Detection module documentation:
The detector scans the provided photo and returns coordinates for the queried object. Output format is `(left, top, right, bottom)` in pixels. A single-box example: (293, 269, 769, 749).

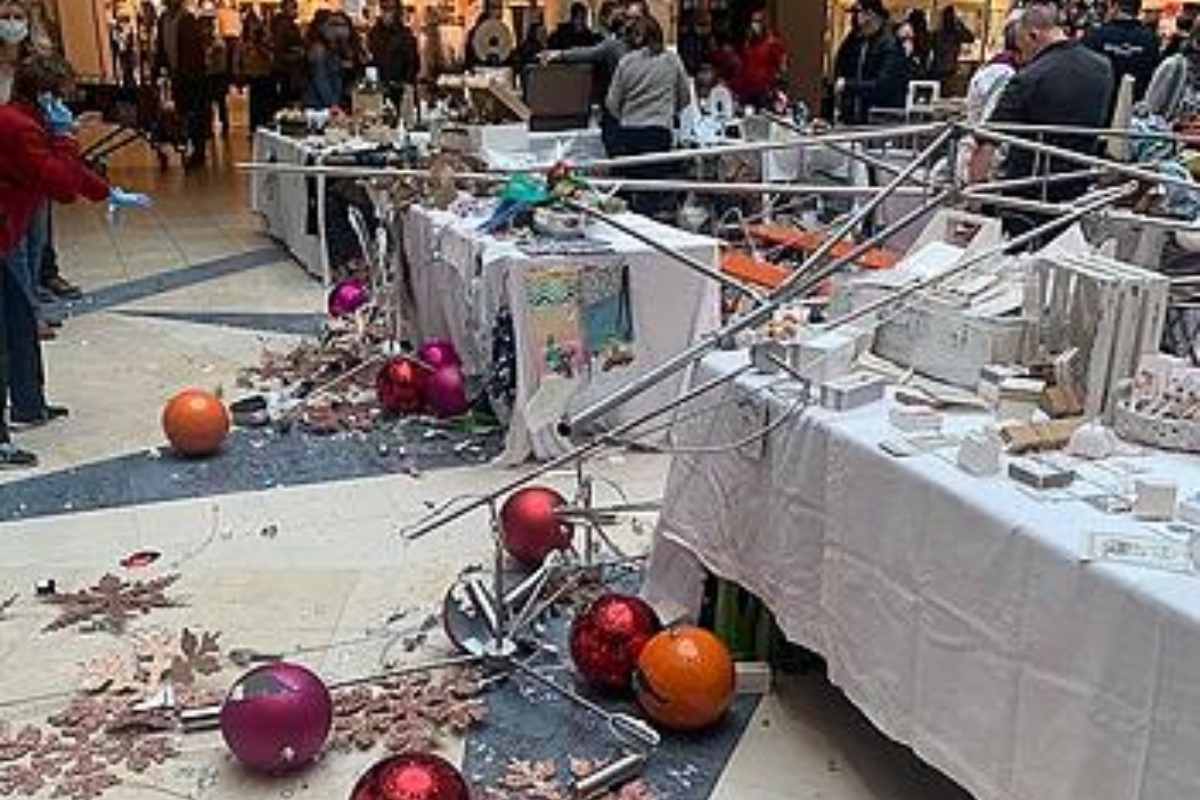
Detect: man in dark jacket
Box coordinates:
(548, 3, 601, 51)
(834, 0, 910, 124)
(270, 0, 305, 107)
(971, 1, 1114, 236)
(1084, 0, 1159, 101)
(155, 0, 208, 167)
(367, 0, 420, 122)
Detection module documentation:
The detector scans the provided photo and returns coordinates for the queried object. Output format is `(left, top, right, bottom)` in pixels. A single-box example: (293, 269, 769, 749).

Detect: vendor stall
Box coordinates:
(644, 349, 1200, 800)
(402, 205, 722, 463)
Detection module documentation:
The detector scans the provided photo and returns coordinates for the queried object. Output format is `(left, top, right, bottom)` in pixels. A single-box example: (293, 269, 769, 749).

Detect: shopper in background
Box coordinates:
(970, 1, 1114, 235)
(271, 0, 305, 108)
(898, 8, 933, 79)
(156, 0, 209, 168)
(239, 9, 275, 132)
(675, 8, 711, 76)
(302, 10, 343, 110)
(605, 14, 690, 216)
(368, 0, 420, 122)
(326, 10, 365, 108)
(543, 2, 633, 154)
(730, 8, 787, 109)
(548, 2, 600, 51)
(833, 0, 910, 124)
(515, 10, 549, 93)
(0, 54, 150, 466)
(1164, 10, 1194, 58)
(1084, 0, 1159, 102)
(200, 13, 231, 138)
(931, 5, 975, 92)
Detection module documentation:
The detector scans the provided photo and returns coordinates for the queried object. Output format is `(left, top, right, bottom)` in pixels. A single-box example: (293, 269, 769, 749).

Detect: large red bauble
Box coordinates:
(327, 277, 371, 318)
(220, 662, 332, 773)
(500, 486, 572, 567)
(424, 366, 470, 419)
(416, 339, 462, 371)
(634, 626, 735, 732)
(570, 593, 662, 692)
(349, 752, 471, 800)
(377, 357, 429, 415)
(162, 389, 230, 457)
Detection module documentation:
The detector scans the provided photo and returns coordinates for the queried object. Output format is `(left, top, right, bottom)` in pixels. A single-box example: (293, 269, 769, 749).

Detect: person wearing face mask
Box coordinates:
(0, 0, 31, 103)
(368, 0, 419, 120)
(302, 10, 343, 110)
(833, 0, 910, 124)
(155, 0, 209, 168)
(325, 11, 365, 107)
(0, 53, 151, 467)
(730, 8, 787, 109)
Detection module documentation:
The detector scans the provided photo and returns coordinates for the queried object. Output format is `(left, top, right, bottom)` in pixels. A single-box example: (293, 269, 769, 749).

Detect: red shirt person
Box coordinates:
(730, 9, 787, 108)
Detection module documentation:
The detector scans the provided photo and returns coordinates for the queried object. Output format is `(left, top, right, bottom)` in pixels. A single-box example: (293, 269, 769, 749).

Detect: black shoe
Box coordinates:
(45, 276, 82, 300)
(11, 405, 69, 428)
(0, 443, 37, 468)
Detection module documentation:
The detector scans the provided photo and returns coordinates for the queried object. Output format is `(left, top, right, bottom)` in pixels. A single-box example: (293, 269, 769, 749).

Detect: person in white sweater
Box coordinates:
(604, 14, 690, 215)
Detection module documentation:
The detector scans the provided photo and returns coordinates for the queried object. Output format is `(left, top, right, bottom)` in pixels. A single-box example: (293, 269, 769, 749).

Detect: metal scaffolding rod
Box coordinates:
(559, 126, 957, 435)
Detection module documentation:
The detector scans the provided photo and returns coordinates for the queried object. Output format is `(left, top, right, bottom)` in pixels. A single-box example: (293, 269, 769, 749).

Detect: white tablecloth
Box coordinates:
(251, 129, 330, 282)
(402, 207, 721, 463)
(645, 350, 1200, 800)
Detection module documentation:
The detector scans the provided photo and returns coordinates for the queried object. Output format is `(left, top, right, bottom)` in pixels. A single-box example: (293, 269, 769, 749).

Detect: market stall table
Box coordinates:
(250, 128, 335, 282)
(402, 206, 721, 463)
(645, 350, 1200, 800)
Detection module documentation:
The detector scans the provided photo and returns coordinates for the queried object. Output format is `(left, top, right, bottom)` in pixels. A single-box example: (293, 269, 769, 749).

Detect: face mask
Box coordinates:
(0, 18, 29, 44)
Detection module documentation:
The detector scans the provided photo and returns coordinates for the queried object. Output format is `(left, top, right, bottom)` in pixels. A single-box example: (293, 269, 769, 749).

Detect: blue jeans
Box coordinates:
(2, 217, 49, 424)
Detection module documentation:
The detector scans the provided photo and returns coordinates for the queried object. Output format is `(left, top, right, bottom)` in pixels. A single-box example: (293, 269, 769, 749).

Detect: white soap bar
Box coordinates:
(790, 329, 858, 384)
(1134, 479, 1178, 521)
(957, 431, 1002, 476)
(821, 372, 888, 411)
(889, 404, 943, 433)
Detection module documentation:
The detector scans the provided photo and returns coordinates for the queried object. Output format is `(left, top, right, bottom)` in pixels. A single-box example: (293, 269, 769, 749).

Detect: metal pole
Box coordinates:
(564, 200, 762, 301)
(987, 121, 1189, 144)
(969, 122, 1200, 196)
(559, 126, 955, 434)
(968, 168, 1106, 195)
(828, 184, 1132, 333)
(403, 362, 753, 540)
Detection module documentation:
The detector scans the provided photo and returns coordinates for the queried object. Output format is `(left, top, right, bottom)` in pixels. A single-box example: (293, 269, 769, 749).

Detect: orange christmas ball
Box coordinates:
(162, 389, 230, 457)
(634, 626, 735, 732)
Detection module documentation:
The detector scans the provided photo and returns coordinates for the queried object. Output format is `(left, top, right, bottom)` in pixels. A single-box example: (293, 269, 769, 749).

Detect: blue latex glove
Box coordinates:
(39, 93, 74, 135)
(108, 187, 152, 210)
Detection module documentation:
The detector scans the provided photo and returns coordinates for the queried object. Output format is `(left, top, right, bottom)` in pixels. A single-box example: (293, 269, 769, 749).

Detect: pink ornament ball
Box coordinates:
(424, 366, 470, 419)
(416, 339, 462, 371)
(220, 662, 332, 774)
(328, 277, 371, 318)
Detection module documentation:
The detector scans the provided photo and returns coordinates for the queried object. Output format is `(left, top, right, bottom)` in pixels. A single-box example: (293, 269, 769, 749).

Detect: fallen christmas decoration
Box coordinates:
(41, 574, 183, 634)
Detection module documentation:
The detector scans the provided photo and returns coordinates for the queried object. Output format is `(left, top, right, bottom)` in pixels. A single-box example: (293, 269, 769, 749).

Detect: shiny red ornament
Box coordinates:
(424, 366, 470, 419)
(500, 486, 573, 567)
(328, 277, 371, 318)
(416, 339, 462, 371)
(570, 593, 662, 692)
(220, 662, 332, 773)
(376, 357, 429, 415)
(349, 752, 471, 800)
(634, 626, 735, 732)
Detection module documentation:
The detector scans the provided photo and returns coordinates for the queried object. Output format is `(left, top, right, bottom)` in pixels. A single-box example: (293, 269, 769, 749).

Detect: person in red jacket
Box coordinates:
(731, 8, 788, 109)
(0, 53, 149, 467)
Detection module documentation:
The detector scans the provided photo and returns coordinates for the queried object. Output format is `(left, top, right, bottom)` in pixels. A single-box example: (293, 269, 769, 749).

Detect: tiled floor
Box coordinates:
(0, 106, 974, 799)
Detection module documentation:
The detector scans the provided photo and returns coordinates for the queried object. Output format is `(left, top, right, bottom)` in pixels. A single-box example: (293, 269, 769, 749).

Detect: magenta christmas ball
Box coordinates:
(424, 366, 470, 419)
(349, 752, 471, 800)
(220, 662, 332, 774)
(500, 486, 573, 567)
(570, 593, 663, 692)
(327, 277, 371, 318)
(416, 339, 462, 371)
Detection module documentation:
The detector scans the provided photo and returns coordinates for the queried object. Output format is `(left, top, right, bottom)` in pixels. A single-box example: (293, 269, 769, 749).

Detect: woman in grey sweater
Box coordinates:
(604, 15, 691, 215)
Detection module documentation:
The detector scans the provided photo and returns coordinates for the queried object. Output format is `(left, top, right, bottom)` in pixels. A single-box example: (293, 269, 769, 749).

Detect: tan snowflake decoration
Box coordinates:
(78, 628, 223, 699)
(0, 696, 179, 800)
(329, 671, 487, 755)
(42, 574, 182, 634)
(482, 758, 660, 800)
